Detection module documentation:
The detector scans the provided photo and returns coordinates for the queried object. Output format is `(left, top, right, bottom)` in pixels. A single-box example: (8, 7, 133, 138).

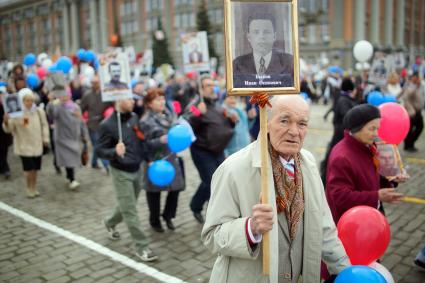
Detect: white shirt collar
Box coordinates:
(279, 156, 294, 167)
(253, 51, 272, 74)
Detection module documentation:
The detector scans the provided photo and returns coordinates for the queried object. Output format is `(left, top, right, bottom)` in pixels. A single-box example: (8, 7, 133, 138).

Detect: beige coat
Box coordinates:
(2, 108, 49, 157)
(202, 140, 350, 283)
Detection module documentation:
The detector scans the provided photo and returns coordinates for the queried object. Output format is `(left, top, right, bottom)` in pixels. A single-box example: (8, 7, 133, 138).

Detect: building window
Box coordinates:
(320, 0, 328, 11)
(146, 17, 157, 32)
(208, 9, 223, 25)
(299, 23, 306, 42)
(321, 22, 329, 42)
(147, 0, 162, 12)
(307, 24, 317, 44)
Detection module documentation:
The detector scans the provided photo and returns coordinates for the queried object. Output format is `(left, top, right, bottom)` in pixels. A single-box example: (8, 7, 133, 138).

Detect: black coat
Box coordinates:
(189, 98, 235, 154)
(97, 111, 147, 172)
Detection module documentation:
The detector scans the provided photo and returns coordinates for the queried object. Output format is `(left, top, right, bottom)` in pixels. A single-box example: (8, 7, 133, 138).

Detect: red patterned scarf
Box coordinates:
(269, 142, 304, 241)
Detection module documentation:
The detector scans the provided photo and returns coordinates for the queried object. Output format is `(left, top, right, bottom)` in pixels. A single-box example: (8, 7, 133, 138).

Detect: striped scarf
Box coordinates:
(269, 142, 304, 241)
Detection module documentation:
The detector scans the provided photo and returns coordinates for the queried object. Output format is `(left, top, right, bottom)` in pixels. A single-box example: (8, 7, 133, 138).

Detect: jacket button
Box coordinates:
(284, 273, 291, 279)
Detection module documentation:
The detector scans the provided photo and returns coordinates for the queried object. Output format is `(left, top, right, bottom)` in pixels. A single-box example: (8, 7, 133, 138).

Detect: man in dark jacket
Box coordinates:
(97, 98, 157, 262)
(189, 75, 236, 223)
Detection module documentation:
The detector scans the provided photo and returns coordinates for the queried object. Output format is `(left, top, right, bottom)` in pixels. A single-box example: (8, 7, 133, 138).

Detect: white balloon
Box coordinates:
(37, 53, 48, 65)
(369, 262, 395, 283)
(355, 62, 362, 71)
(353, 40, 374, 62)
(41, 58, 53, 69)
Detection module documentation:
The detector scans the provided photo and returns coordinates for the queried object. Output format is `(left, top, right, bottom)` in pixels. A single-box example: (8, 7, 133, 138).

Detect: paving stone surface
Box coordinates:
(0, 104, 424, 282)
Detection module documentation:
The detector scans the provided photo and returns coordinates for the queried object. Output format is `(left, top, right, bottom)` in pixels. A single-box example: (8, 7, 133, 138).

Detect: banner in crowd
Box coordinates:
(181, 31, 210, 73)
(2, 93, 23, 118)
(98, 51, 132, 102)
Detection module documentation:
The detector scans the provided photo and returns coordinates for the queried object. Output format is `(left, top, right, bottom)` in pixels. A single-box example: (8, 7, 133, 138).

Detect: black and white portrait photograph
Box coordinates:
(2, 94, 23, 118)
(99, 51, 132, 102)
(181, 31, 210, 73)
(225, 0, 299, 94)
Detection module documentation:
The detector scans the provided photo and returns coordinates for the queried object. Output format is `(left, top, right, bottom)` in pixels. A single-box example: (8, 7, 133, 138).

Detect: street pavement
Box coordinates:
(0, 104, 424, 283)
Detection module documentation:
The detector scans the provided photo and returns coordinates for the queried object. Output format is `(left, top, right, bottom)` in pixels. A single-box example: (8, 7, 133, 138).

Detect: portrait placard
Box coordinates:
(224, 0, 299, 95)
(377, 143, 403, 178)
(2, 93, 23, 118)
(99, 51, 132, 102)
(181, 31, 210, 73)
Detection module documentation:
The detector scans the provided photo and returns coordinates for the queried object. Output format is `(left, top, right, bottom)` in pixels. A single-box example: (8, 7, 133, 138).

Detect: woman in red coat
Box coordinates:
(325, 104, 404, 224)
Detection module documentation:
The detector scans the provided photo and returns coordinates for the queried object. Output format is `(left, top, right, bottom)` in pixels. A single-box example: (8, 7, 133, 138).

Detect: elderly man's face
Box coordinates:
(247, 19, 276, 56)
(380, 150, 395, 169)
(268, 97, 309, 159)
(109, 64, 121, 81)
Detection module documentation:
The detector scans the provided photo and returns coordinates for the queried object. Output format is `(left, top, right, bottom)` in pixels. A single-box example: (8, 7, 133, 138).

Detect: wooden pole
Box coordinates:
(260, 106, 270, 275)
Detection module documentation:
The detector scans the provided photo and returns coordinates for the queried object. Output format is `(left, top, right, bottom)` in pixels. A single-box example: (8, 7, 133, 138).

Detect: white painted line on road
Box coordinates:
(0, 201, 185, 283)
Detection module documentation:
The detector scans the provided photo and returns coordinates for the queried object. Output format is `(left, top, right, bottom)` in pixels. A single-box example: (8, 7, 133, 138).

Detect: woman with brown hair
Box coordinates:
(139, 88, 185, 232)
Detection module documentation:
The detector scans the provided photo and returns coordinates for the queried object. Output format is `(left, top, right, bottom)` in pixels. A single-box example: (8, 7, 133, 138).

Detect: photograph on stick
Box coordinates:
(377, 143, 403, 178)
(2, 94, 23, 118)
(99, 51, 132, 102)
(224, 0, 299, 95)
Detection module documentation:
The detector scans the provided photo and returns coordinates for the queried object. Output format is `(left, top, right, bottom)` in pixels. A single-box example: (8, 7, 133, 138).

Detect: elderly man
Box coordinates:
(202, 95, 350, 282)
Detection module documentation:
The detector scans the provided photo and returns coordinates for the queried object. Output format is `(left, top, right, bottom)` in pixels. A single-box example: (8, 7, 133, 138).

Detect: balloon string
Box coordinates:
(249, 92, 272, 109)
(161, 153, 173, 160)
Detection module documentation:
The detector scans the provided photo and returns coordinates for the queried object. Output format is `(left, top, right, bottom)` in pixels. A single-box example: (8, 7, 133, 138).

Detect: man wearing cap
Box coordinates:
(325, 104, 404, 225)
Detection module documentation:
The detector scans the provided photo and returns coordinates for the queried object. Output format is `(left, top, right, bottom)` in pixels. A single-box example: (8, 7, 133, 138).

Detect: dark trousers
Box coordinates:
(89, 129, 109, 168)
(189, 146, 224, 213)
(65, 167, 75, 182)
(404, 111, 424, 149)
(146, 191, 179, 226)
(49, 128, 59, 170)
(0, 140, 10, 174)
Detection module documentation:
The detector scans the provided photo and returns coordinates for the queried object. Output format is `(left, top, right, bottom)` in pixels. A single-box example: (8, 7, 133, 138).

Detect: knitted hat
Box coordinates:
(343, 104, 381, 133)
(341, 78, 355, 92)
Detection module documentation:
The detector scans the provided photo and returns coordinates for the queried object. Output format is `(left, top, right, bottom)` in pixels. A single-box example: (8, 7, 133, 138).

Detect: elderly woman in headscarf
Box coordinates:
(46, 85, 88, 190)
(2, 88, 49, 198)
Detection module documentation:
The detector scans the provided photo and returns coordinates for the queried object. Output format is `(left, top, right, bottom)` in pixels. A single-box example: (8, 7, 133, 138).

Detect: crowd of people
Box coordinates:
(1, 57, 424, 279)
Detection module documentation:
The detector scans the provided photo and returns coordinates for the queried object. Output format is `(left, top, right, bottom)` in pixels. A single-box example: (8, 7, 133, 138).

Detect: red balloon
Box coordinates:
(378, 102, 410, 144)
(337, 206, 390, 265)
(36, 68, 47, 80)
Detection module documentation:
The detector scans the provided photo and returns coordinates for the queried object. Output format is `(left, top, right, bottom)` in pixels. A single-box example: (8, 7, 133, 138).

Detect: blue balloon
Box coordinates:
(131, 79, 138, 89)
(384, 95, 397, 103)
(148, 160, 175, 187)
(23, 53, 36, 66)
(84, 50, 96, 62)
(367, 91, 384, 106)
(76, 48, 86, 60)
(300, 92, 309, 100)
(56, 56, 73, 74)
(26, 74, 39, 89)
(93, 59, 100, 71)
(213, 85, 220, 95)
(48, 64, 58, 73)
(335, 266, 387, 283)
(167, 125, 192, 153)
(0, 81, 7, 87)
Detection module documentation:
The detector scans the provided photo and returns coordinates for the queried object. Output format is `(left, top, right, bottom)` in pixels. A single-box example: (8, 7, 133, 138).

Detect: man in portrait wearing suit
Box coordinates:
(104, 62, 129, 91)
(233, 12, 294, 88)
(188, 42, 203, 64)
